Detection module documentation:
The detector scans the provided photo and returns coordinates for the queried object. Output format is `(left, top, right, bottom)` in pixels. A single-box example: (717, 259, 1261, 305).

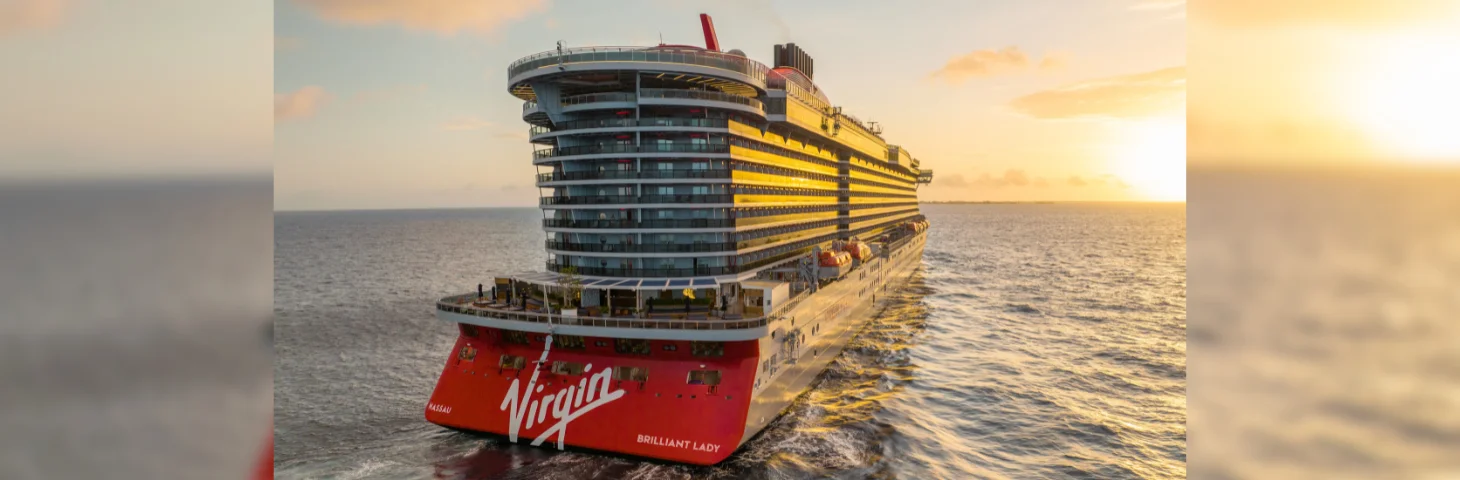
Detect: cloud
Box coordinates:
(1068, 175, 1089, 186)
(966, 169, 1035, 188)
(1009, 66, 1185, 120)
(935, 173, 970, 188)
(492, 131, 529, 141)
(291, 0, 548, 36)
(275, 36, 302, 51)
(1192, 0, 1459, 27)
(0, 0, 66, 35)
(442, 116, 495, 131)
(930, 47, 1069, 83)
(275, 86, 330, 121)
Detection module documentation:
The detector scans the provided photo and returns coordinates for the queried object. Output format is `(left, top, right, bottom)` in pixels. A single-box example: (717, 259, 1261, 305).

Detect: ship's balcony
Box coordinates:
(529, 117, 730, 141)
(546, 240, 738, 254)
(539, 193, 735, 206)
(542, 218, 737, 230)
(546, 262, 736, 278)
(533, 143, 730, 162)
(536, 168, 732, 185)
(638, 88, 763, 116)
(547, 239, 820, 278)
(508, 46, 770, 93)
(560, 92, 637, 113)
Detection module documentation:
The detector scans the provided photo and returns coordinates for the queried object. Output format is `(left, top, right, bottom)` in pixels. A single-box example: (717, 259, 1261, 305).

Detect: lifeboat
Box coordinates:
(843, 239, 872, 260)
(818, 250, 852, 267)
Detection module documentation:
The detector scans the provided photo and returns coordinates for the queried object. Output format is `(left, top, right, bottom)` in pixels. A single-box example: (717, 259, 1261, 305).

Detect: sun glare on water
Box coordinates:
(1109, 118, 1186, 201)
(1345, 32, 1460, 164)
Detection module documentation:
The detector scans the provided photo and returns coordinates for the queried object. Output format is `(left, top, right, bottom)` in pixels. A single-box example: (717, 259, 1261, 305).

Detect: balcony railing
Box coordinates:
(534, 143, 730, 159)
(530, 117, 731, 136)
(546, 241, 738, 253)
(561, 92, 636, 107)
(639, 88, 763, 110)
(545, 262, 735, 277)
(540, 194, 734, 205)
(542, 218, 736, 229)
(537, 169, 731, 182)
(508, 46, 770, 86)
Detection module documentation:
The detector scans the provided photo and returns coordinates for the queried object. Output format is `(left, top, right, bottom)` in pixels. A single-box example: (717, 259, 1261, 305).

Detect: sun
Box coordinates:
(1344, 32, 1460, 163)
(1108, 118, 1186, 201)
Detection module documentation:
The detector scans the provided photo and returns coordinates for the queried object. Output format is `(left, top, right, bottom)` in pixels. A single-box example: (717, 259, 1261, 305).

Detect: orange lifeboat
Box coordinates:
(818, 250, 852, 267)
(843, 239, 872, 260)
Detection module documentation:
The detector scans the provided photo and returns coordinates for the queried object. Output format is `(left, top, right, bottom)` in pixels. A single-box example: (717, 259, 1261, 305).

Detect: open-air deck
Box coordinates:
(436, 291, 809, 331)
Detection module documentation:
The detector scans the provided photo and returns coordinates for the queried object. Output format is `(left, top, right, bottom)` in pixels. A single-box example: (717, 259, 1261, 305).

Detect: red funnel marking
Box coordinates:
(700, 14, 720, 52)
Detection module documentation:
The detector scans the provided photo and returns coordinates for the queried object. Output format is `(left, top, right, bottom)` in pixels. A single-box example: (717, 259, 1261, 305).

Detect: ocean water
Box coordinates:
(1188, 168, 1460, 479)
(274, 203, 1187, 479)
(0, 180, 274, 479)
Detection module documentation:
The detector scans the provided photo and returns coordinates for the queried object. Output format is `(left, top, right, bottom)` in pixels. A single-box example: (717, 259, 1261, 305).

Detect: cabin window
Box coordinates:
(499, 355, 526, 369)
(686, 370, 722, 386)
(552, 334, 585, 350)
(614, 339, 651, 356)
(612, 366, 649, 382)
(550, 361, 586, 376)
(503, 331, 529, 345)
(691, 341, 724, 357)
(595, 340, 608, 347)
(662, 344, 678, 351)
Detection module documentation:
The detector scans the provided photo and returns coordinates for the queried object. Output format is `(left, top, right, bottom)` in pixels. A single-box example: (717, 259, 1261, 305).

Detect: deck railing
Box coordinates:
(437, 289, 808, 331)
(508, 46, 770, 86)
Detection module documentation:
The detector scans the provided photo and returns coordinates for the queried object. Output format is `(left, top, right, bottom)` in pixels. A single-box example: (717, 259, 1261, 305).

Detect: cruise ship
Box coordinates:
(425, 15, 933, 465)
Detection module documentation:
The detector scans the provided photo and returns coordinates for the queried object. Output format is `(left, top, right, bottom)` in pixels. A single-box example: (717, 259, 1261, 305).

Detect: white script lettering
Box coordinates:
(499, 333, 626, 449)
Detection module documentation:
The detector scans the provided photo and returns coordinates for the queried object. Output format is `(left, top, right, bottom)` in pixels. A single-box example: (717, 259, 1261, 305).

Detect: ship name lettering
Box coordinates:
(636, 434, 721, 453)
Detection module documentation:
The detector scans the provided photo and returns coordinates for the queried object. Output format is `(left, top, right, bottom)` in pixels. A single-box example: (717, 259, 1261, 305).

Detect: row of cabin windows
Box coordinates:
(495, 356, 721, 385)
(499, 332, 724, 357)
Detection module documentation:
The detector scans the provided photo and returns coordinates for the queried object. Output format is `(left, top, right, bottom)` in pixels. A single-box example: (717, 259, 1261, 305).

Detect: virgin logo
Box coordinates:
(499, 333, 626, 449)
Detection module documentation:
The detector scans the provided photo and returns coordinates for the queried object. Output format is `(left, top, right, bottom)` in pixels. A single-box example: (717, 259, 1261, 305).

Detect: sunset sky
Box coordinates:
(272, 0, 1187, 210)
(1190, 1, 1460, 168)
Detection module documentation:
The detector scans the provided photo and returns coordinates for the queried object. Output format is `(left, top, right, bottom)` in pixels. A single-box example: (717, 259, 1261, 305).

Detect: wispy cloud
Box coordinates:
(291, 0, 548, 36)
(441, 116, 495, 131)
(275, 86, 330, 121)
(929, 47, 1069, 83)
(0, 0, 67, 35)
(1009, 66, 1185, 120)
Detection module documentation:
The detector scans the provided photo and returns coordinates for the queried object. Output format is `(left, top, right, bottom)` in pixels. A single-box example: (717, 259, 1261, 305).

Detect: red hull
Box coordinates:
(425, 326, 760, 465)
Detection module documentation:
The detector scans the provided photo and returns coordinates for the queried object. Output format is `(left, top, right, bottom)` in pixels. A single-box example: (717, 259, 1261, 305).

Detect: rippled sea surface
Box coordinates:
(274, 203, 1187, 479)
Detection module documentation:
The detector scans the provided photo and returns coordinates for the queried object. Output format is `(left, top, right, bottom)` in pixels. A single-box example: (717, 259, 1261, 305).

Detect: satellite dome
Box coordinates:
(726, 49, 746, 57)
